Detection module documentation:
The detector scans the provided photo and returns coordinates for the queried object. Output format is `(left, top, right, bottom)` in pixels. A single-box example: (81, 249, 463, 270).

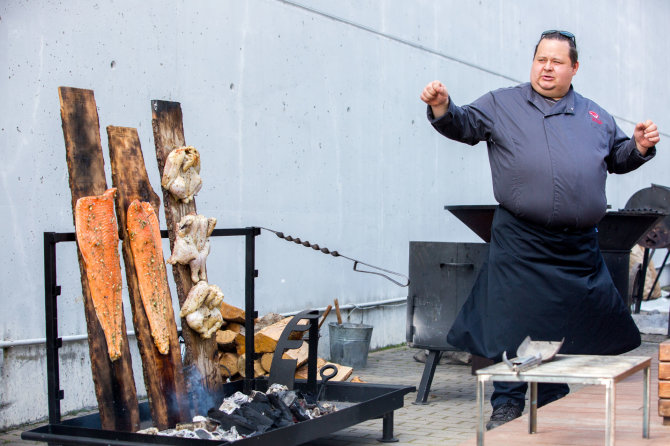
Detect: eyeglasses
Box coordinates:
(541, 30, 576, 46)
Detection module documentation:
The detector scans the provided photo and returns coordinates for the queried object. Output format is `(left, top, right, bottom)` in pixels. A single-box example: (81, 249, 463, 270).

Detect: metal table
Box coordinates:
(475, 355, 651, 446)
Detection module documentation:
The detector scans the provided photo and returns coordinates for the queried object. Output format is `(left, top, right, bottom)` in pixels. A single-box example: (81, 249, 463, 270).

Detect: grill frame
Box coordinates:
(28, 228, 415, 445)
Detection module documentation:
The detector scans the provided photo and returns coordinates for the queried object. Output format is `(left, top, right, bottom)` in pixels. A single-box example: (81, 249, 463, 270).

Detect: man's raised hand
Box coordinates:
(421, 80, 449, 119)
(634, 120, 660, 155)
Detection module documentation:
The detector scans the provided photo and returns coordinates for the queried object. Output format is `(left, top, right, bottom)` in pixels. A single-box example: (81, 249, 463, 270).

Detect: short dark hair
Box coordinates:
(534, 31, 578, 66)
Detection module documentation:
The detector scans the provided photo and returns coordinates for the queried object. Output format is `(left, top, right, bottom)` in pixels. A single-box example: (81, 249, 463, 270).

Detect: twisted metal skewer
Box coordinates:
(259, 227, 409, 287)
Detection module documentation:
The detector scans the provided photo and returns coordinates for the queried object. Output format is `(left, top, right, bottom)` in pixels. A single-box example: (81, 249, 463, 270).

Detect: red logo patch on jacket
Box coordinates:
(589, 110, 602, 124)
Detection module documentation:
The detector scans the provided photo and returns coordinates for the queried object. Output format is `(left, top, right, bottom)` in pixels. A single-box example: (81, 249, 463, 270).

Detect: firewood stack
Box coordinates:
(660, 339, 670, 425)
(214, 304, 354, 383)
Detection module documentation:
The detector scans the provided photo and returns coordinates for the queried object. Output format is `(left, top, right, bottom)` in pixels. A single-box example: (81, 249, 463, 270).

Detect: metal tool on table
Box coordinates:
(315, 364, 339, 402)
(502, 336, 564, 374)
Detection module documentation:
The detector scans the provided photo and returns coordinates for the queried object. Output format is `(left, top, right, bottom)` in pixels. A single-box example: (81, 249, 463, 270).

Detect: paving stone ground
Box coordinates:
(1, 339, 663, 445)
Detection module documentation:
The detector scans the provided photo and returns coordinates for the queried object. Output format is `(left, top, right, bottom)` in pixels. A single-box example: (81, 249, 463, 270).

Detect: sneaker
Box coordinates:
(486, 401, 523, 430)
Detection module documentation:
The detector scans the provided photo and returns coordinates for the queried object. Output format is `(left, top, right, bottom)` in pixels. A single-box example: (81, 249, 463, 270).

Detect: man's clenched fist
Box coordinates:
(421, 80, 449, 119)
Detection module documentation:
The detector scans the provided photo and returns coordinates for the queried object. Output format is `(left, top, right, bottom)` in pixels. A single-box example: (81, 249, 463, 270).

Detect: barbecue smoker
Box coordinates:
(24, 228, 414, 445)
(625, 184, 670, 334)
(406, 203, 664, 404)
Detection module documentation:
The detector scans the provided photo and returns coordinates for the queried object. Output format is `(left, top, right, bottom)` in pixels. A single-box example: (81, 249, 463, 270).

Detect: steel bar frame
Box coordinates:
(42, 228, 260, 425)
(33, 228, 415, 446)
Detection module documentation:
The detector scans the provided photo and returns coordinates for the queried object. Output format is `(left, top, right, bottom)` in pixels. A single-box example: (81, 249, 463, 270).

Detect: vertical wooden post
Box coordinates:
(151, 100, 223, 409)
(58, 87, 139, 431)
(107, 125, 191, 428)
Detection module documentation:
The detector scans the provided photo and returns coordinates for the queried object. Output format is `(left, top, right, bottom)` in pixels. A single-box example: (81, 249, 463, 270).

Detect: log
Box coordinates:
(226, 322, 244, 334)
(255, 317, 307, 353)
(216, 330, 238, 351)
(294, 360, 353, 382)
(107, 125, 190, 429)
(219, 301, 245, 323)
(260, 353, 274, 373)
(59, 87, 140, 431)
(295, 358, 327, 380)
(285, 342, 310, 368)
(322, 362, 353, 382)
(151, 100, 222, 404)
(237, 354, 265, 378)
(259, 342, 310, 374)
(235, 332, 247, 356)
(218, 352, 239, 378)
(255, 313, 284, 333)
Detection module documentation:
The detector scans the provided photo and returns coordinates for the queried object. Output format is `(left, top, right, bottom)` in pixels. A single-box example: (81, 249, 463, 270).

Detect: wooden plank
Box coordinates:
(661, 399, 670, 417)
(58, 87, 139, 431)
(660, 340, 670, 362)
(151, 100, 222, 405)
(660, 381, 670, 399)
(660, 362, 670, 380)
(107, 125, 190, 429)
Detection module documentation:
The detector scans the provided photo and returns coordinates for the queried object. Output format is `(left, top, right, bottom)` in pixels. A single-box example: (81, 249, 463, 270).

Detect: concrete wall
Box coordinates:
(1, 0, 668, 429)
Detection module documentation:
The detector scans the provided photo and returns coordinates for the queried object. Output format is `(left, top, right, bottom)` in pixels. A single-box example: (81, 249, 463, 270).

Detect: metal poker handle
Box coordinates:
(261, 227, 410, 287)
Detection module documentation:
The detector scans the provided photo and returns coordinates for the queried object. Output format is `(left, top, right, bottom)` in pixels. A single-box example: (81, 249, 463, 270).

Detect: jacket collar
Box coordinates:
(525, 83, 576, 116)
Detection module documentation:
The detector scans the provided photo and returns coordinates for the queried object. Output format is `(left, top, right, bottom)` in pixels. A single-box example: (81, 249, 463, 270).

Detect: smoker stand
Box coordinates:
(24, 228, 414, 445)
(407, 205, 663, 405)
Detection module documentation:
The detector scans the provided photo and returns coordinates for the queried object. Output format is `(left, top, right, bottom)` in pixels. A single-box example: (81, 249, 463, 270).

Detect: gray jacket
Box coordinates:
(428, 83, 655, 228)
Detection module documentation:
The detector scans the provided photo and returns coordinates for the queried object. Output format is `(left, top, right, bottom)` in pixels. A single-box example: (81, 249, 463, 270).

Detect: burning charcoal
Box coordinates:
(218, 391, 251, 414)
(281, 390, 298, 407)
(194, 428, 212, 440)
(289, 399, 311, 422)
(175, 422, 194, 431)
(267, 383, 289, 394)
(214, 426, 243, 442)
(136, 427, 159, 435)
(267, 392, 294, 426)
(236, 404, 274, 434)
(317, 401, 337, 415)
(207, 408, 256, 436)
(251, 391, 270, 404)
(248, 399, 286, 428)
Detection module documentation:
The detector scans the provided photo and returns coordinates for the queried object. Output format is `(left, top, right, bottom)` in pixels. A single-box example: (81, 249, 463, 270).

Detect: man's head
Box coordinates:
(530, 30, 579, 100)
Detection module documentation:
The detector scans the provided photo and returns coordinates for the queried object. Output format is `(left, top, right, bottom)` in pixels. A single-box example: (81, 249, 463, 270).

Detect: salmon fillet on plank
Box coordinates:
(74, 188, 124, 361)
(127, 200, 172, 355)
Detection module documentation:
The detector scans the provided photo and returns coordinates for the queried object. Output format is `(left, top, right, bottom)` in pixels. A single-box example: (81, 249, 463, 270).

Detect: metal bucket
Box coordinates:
(328, 322, 373, 368)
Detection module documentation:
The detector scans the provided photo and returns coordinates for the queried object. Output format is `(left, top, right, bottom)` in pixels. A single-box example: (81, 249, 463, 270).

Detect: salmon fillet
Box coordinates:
(127, 200, 171, 355)
(74, 188, 124, 361)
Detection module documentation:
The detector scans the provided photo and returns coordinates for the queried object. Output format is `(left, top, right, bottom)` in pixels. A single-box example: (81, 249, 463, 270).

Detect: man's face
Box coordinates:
(530, 38, 579, 99)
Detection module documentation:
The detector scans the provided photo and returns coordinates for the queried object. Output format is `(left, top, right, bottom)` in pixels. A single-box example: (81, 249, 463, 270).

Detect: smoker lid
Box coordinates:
(445, 204, 665, 250)
(444, 205, 497, 242)
(624, 184, 670, 248)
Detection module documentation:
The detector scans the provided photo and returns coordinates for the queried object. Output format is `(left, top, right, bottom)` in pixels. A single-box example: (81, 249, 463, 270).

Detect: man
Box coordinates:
(421, 30, 659, 430)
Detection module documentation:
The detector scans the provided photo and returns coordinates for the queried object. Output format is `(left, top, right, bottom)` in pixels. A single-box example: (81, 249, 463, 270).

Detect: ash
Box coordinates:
(138, 384, 338, 440)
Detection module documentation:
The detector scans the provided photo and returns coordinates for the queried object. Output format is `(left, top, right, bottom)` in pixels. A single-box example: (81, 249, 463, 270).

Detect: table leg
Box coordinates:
(605, 380, 615, 446)
(643, 365, 650, 438)
(529, 381, 537, 434)
(477, 377, 485, 446)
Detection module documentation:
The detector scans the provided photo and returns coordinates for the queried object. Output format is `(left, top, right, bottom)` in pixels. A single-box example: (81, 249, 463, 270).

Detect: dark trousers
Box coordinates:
(491, 381, 569, 411)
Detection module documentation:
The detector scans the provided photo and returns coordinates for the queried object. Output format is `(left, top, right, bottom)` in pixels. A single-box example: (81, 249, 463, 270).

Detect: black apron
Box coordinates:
(447, 206, 641, 360)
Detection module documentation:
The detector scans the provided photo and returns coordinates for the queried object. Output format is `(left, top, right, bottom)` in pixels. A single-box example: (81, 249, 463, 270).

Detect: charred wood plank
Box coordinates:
(58, 87, 139, 432)
(151, 100, 223, 406)
(107, 125, 190, 429)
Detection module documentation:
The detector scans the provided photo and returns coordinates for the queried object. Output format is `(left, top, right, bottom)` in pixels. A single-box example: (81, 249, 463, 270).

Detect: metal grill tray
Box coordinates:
(23, 379, 415, 445)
